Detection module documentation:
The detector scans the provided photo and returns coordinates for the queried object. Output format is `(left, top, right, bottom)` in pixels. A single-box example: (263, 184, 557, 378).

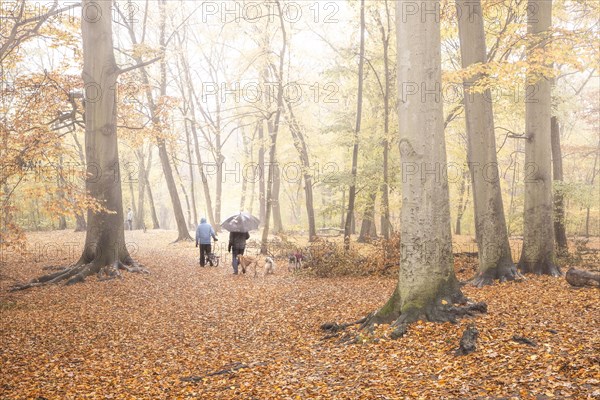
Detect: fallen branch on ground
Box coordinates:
(565, 268, 600, 288)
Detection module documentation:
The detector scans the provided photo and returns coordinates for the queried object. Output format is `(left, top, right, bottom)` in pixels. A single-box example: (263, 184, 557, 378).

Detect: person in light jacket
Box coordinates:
(195, 218, 218, 267)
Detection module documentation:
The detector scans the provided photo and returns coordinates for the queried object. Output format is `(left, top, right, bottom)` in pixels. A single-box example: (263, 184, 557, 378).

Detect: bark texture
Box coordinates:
(565, 268, 599, 288)
(12, 0, 148, 289)
(518, 0, 560, 276)
(362, 0, 485, 334)
(457, 0, 517, 286)
(551, 116, 568, 255)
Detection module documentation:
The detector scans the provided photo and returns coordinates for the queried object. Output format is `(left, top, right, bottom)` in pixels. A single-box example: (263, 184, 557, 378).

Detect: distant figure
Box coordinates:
(196, 218, 218, 267)
(126, 208, 133, 231)
(228, 231, 250, 275)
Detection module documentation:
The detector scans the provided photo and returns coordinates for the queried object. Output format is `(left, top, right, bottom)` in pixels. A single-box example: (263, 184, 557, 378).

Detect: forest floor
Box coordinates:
(0, 230, 599, 399)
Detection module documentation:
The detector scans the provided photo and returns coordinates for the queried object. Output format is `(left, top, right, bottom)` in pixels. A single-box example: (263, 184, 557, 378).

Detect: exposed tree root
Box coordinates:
(10, 258, 149, 291)
(321, 292, 487, 343)
(320, 317, 367, 334)
(386, 301, 488, 339)
(518, 255, 562, 277)
(471, 264, 524, 288)
(171, 235, 194, 244)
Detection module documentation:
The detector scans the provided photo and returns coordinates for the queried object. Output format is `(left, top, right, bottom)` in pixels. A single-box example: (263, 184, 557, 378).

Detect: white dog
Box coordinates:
(264, 257, 275, 276)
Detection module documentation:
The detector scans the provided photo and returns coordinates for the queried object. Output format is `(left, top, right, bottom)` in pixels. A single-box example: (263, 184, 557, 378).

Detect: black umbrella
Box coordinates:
(220, 212, 260, 232)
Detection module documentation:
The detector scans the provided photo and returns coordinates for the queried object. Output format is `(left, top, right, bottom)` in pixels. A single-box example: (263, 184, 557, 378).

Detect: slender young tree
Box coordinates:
(260, 0, 286, 254)
(518, 0, 560, 275)
(456, 0, 518, 286)
(361, 0, 485, 335)
(550, 116, 568, 255)
(344, 0, 366, 251)
(285, 98, 317, 240)
(119, 1, 191, 241)
(374, 0, 393, 240)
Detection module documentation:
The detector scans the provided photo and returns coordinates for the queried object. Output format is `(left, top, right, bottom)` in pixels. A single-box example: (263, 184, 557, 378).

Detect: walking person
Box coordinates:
(126, 208, 133, 231)
(220, 212, 260, 275)
(196, 217, 218, 267)
(228, 231, 250, 274)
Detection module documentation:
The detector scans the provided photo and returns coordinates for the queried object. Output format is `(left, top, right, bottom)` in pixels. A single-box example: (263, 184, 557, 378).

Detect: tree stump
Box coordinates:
(455, 324, 479, 356)
(565, 268, 600, 288)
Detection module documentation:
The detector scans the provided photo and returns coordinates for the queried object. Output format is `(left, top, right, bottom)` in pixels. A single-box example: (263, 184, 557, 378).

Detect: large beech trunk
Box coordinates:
(362, 0, 484, 335)
(457, 0, 517, 286)
(12, 0, 147, 289)
(518, 0, 559, 276)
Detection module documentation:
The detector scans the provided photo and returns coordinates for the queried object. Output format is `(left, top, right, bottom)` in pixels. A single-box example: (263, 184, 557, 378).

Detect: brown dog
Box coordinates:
(236, 254, 259, 276)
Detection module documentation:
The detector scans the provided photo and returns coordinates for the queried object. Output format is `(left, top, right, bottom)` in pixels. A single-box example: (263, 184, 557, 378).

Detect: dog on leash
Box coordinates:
(288, 252, 303, 272)
(264, 257, 275, 275)
(237, 254, 275, 278)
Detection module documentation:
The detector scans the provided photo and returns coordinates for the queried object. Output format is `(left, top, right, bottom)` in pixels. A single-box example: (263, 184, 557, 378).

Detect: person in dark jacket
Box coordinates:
(228, 231, 250, 274)
(196, 218, 218, 266)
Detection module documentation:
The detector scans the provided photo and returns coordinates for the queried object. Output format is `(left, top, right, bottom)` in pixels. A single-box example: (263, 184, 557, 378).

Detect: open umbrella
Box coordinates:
(220, 212, 260, 232)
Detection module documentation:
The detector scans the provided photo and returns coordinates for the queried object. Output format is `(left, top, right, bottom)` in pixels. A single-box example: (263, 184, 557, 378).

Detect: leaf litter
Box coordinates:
(0, 231, 598, 399)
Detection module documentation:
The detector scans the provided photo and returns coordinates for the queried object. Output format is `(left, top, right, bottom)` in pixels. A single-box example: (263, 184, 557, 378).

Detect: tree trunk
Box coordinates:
(173, 158, 193, 230)
(135, 147, 147, 230)
(74, 213, 86, 232)
(551, 116, 568, 255)
(57, 154, 67, 230)
(258, 120, 266, 225)
(214, 100, 223, 231)
(457, 0, 517, 286)
(146, 183, 160, 229)
(344, 0, 366, 251)
(584, 138, 599, 237)
(260, 3, 286, 254)
(185, 120, 198, 228)
(269, 121, 284, 234)
(12, 0, 147, 289)
(128, 178, 137, 219)
(120, 0, 190, 241)
(78, 0, 131, 270)
(518, 0, 559, 275)
(565, 268, 600, 288)
(272, 167, 284, 233)
(285, 99, 317, 241)
(240, 132, 251, 211)
(363, 0, 483, 334)
(178, 48, 216, 227)
(377, 0, 392, 240)
(358, 192, 377, 243)
(454, 169, 469, 235)
(144, 148, 160, 229)
(340, 189, 346, 230)
(153, 1, 190, 241)
(71, 132, 87, 232)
